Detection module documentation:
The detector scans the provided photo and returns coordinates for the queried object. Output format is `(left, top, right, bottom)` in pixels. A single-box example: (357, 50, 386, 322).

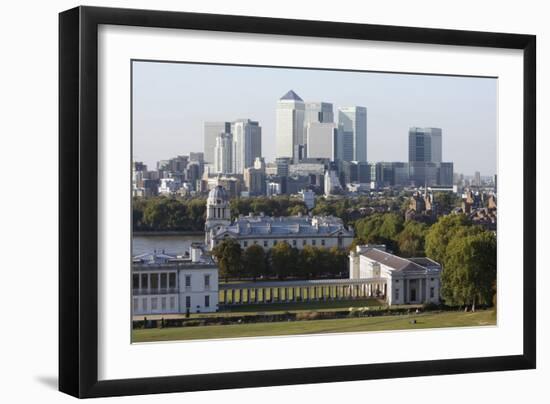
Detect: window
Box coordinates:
(168, 273, 176, 289)
(133, 298, 139, 311)
(205, 295, 210, 307)
(303, 240, 307, 246)
(185, 275, 191, 288)
(263, 240, 268, 247)
(292, 240, 297, 246)
(185, 296, 191, 308)
(312, 239, 316, 246)
(142, 298, 147, 311)
(204, 274, 210, 288)
(151, 298, 158, 310)
(321, 239, 325, 246)
(161, 297, 167, 310)
(132, 274, 139, 289)
(160, 273, 167, 289)
(254, 240, 258, 245)
(243, 241, 248, 247)
(430, 287, 435, 298)
(169, 296, 175, 309)
(141, 274, 148, 289)
(395, 289, 400, 300)
(273, 240, 277, 245)
(151, 273, 159, 290)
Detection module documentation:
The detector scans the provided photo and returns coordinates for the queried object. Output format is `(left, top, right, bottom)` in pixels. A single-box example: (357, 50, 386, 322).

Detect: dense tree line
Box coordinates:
(230, 196, 308, 218)
(353, 212, 496, 310)
(212, 239, 348, 281)
(132, 197, 206, 231)
(133, 193, 411, 232)
(425, 215, 496, 311)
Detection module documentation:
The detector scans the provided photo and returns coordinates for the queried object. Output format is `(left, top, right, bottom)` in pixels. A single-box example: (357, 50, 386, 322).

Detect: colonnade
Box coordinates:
(219, 280, 386, 305)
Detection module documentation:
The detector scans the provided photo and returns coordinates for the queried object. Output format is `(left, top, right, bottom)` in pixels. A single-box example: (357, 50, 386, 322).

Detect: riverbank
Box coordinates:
(133, 230, 204, 236)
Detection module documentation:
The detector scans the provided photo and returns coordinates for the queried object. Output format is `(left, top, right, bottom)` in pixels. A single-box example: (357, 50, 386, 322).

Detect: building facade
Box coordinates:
(306, 122, 338, 160)
(132, 245, 219, 316)
(338, 106, 367, 162)
(213, 132, 233, 174)
(205, 185, 353, 250)
(349, 245, 441, 305)
(276, 90, 305, 161)
(204, 121, 231, 164)
(408, 127, 442, 163)
(208, 213, 354, 251)
(231, 119, 262, 174)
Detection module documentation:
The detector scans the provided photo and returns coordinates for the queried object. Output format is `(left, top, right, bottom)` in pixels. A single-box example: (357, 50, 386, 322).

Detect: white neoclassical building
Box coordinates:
(204, 185, 354, 251)
(349, 245, 441, 305)
(132, 244, 219, 317)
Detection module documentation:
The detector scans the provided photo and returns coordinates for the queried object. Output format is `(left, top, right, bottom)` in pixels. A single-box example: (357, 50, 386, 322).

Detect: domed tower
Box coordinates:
(205, 185, 231, 247)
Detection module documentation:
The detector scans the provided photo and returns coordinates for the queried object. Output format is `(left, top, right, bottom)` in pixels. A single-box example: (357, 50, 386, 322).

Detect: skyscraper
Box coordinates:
(204, 122, 231, 164)
(338, 106, 367, 162)
(213, 133, 233, 174)
(276, 90, 305, 161)
(335, 129, 354, 162)
(306, 122, 338, 160)
(231, 119, 262, 174)
(305, 102, 334, 126)
(408, 127, 442, 163)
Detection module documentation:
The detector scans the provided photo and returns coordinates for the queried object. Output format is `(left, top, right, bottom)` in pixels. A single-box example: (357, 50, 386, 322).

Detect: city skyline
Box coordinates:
(132, 61, 497, 176)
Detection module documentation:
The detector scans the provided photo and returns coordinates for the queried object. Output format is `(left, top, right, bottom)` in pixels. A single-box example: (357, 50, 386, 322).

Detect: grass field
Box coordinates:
(132, 299, 391, 320)
(132, 309, 496, 343)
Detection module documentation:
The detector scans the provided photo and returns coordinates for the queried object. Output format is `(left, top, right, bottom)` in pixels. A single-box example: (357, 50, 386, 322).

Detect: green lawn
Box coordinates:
(133, 299, 390, 320)
(132, 309, 496, 343)
(221, 299, 388, 314)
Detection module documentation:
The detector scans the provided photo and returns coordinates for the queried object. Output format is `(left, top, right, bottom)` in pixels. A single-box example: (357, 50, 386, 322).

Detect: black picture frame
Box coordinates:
(59, 5, 536, 398)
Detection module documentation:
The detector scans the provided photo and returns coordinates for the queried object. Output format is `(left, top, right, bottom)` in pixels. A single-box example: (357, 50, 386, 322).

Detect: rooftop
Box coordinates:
(362, 248, 439, 272)
(212, 215, 354, 237)
(280, 90, 303, 102)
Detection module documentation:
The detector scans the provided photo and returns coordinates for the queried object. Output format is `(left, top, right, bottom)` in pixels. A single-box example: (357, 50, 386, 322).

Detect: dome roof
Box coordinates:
(208, 185, 229, 203)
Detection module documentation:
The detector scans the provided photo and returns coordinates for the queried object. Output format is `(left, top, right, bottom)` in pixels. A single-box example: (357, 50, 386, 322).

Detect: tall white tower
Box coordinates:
(276, 90, 305, 161)
(232, 119, 262, 174)
(213, 133, 233, 174)
(338, 106, 367, 162)
(205, 185, 231, 247)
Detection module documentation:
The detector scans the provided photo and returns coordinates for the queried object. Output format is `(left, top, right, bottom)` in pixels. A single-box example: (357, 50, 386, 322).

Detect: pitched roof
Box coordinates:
(363, 249, 427, 272)
(280, 90, 303, 102)
(212, 215, 354, 238)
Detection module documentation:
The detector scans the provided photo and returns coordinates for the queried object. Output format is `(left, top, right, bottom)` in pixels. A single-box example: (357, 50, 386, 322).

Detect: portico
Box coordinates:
(349, 244, 442, 305)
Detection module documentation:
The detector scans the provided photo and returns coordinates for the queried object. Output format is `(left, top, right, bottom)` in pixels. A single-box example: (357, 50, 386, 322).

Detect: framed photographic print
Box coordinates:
(59, 6, 536, 398)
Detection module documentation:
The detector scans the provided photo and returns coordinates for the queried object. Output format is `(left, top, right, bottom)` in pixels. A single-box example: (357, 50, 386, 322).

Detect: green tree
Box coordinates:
(142, 197, 187, 230)
(287, 203, 308, 216)
(424, 214, 471, 264)
(242, 244, 266, 280)
(299, 245, 321, 279)
(378, 213, 404, 241)
(212, 238, 242, 282)
(397, 220, 428, 257)
(132, 197, 147, 230)
(270, 242, 298, 279)
(434, 192, 459, 213)
(441, 231, 497, 311)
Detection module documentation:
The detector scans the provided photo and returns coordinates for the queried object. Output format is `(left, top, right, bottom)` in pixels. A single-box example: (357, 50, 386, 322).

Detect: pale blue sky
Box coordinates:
(132, 61, 497, 176)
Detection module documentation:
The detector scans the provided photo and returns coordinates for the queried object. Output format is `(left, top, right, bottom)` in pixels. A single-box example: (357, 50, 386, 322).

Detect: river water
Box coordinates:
(132, 234, 204, 256)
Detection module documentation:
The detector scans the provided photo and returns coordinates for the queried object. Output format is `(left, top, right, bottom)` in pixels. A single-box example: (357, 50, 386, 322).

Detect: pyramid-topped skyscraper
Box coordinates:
(279, 89, 304, 102)
(276, 90, 305, 161)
